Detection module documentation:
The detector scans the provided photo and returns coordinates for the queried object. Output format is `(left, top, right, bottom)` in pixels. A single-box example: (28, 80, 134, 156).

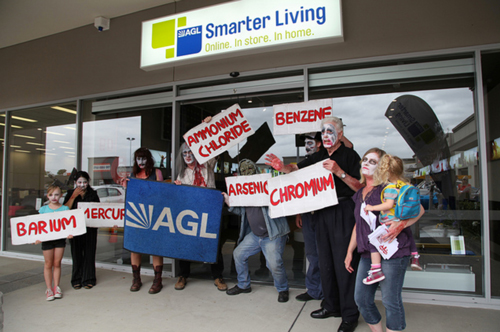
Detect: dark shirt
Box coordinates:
(246, 207, 269, 238)
(352, 185, 413, 258)
(64, 187, 100, 210)
(298, 143, 361, 198)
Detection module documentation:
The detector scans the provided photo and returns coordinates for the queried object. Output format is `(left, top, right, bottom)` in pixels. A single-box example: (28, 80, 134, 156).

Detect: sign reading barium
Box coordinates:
(124, 178, 224, 263)
(141, 0, 343, 70)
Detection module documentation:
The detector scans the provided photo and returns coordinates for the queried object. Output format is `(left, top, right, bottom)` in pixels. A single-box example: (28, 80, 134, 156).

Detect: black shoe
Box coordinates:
(278, 290, 289, 303)
(295, 292, 314, 302)
(310, 307, 341, 319)
(338, 320, 358, 332)
(226, 285, 251, 296)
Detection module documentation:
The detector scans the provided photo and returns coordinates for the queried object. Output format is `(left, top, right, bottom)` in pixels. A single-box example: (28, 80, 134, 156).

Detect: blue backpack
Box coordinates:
(382, 180, 421, 220)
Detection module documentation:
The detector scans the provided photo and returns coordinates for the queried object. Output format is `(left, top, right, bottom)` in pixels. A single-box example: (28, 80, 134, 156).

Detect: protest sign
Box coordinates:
(10, 209, 86, 245)
(267, 161, 338, 218)
(78, 202, 125, 227)
(273, 99, 333, 135)
(225, 173, 271, 207)
(183, 104, 255, 164)
(124, 178, 224, 263)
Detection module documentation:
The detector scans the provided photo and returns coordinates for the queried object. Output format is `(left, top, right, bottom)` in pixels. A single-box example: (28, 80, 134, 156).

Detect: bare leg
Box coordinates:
(131, 252, 142, 266)
(368, 322, 383, 332)
(52, 247, 65, 288)
(152, 255, 163, 268)
(386, 328, 401, 332)
(43, 249, 55, 290)
(371, 252, 382, 265)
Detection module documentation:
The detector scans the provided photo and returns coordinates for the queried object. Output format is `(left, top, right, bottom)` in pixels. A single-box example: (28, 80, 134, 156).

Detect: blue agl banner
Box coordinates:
(123, 178, 224, 263)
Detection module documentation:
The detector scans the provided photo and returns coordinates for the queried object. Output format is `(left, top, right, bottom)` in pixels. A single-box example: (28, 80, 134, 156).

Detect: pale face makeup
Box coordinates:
(48, 188, 62, 204)
(305, 138, 319, 155)
(239, 160, 256, 175)
(76, 177, 88, 190)
(321, 123, 338, 148)
(136, 157, 147, 169)
(182, 146, 195, 165)
(361, 152, 380, 176)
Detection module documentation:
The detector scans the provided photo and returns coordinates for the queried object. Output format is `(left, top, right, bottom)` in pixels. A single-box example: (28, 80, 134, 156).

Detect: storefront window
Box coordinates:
(4, 103, 77, 255)
(309, 83, 481, 295)
(179, 92, 308, 286)
(81, 100, 172, 267)
(483, 50, 500, 298)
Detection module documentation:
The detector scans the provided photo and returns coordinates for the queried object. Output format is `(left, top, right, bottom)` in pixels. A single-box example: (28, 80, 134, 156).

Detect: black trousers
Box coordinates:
(179, 247, 224, 279)
(70, 227, 98, 287)
(315, 199, 360, 323)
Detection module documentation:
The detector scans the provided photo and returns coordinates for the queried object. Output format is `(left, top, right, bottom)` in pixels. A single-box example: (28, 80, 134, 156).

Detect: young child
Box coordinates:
(363, 154, 421, 285)
(36, 184, 72, 301)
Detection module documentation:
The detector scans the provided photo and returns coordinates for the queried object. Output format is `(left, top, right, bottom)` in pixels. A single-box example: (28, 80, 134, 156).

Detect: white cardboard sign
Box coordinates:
(10, 209, 87, 245)
(78, 202, 125, 228)
(267, 161, 338, 218)
(183, 104, 255, 164)
(225, 173, 271, 207)
(273, 99, 333, 135)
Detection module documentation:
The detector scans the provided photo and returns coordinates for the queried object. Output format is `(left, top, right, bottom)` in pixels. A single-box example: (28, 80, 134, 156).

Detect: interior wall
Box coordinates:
(0, 0, 499, 110)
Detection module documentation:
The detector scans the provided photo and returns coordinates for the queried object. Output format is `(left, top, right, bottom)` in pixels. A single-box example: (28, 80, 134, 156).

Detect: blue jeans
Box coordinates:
(355, 256, 410, 331)
(233, 232, 288, 292)
(301, 212, 323, 299)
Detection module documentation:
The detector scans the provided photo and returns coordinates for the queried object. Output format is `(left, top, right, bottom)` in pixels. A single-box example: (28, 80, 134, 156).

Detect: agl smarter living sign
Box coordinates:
(141, 0, 342, 70)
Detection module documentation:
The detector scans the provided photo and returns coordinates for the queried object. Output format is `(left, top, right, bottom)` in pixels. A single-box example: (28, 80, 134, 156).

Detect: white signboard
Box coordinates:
(141, 0, 343, 70)
(10, 209, 86, 245)
(183, 104, 254, 164)
(225, 173, 271, 207)
(78, 202, 125, 228)
(273, 99, 333, 135)
(267, 161, 338, 218)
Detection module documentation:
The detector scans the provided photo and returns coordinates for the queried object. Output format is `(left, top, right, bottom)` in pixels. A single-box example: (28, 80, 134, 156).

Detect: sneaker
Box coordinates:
(411, 257, 423, 271)
(214, 278, 227, 291)
(363, 269, 385, 285)
(174, 276, 187, 290)
(46, 288, 55, 301)
(54, 286, 63, 299)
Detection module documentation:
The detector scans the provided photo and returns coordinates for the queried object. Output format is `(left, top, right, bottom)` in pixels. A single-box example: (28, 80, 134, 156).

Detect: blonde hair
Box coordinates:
(47, 184, 62, 196)
(359, 147, 386, 184)
(373, 154, 408, 186)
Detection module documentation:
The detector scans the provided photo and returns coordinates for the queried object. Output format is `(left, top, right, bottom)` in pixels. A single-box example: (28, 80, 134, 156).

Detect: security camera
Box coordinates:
(94, 17, 110, 32)
(230, 71, 240, 78)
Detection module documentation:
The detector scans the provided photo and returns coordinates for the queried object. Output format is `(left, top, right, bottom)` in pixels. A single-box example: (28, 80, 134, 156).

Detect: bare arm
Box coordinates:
(365, 199, 395, 213)
(382, 204, 425, 242)
(322, 159, 363, 192)
(64, 188, 83, 209)
(344, 225, 358, 273)
(264, 153, 298, 174)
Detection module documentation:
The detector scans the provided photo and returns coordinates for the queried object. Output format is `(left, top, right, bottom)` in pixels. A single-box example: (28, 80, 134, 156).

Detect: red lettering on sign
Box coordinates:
(17, 223, 26, 236)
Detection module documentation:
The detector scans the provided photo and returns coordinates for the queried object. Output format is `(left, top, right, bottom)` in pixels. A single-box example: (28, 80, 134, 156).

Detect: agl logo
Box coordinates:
(126, 202, 216, 239)
(152, 16, 202, 59)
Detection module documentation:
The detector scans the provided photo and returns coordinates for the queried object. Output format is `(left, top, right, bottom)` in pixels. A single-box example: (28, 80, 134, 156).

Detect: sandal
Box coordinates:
(73, 284, 82, 290)
(84, 284, 94, 289)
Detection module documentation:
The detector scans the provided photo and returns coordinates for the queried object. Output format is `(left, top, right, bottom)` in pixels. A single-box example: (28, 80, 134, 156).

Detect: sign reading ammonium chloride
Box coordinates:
(124, 178, 224, 263)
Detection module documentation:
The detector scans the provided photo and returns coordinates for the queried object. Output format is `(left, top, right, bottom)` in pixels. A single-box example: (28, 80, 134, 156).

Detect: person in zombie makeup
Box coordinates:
(125, 147, 165, 294)
(265, 117, 363, 332)
(173, 116, 227, 292)
(223, 159, 290, 302)
(64, 171, 100, 290)
(344, 148, 425, 332)
(294, 132, 324, 302)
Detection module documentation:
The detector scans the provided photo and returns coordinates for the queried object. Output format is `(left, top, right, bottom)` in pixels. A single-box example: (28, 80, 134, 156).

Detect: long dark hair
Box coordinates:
(133, 147, 155, 177)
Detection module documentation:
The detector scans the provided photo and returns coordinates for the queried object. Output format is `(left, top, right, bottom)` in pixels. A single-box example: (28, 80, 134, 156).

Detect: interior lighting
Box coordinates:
(44, 131, 65, 136)
(51, 106, 77, 114)
(64, 127, 76, 131)
(54, 140, 71, 144)
(0, 122, 23, 129)
(0, 114, 37, 122)
(59, 146, 74, 150)
(15, 150, 30, 153)
(36, 148, 48, 151)
(64, 151, 75, 154)
(14, 134, 36, 139)
(10, 145, 21, 148)
(27, 142, 44, 146)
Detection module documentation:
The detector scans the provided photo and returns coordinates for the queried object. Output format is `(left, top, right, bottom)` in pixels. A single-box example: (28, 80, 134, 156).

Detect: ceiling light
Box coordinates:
(36, 148, 48, 151)
(0, 122, 22, 129)
(15, 150, 30, 153)
(44, 131, 65, 136)
(248, 100, 252, 103)
(262, 108, 267, 112)
(10, 145, 21, 148)
(51, 106, 77, 114)
(0, 114, 37, 122)
(14, 134, 36, 139)
(27, 142, 44, 146)
(59, 146, 74, 150)
(64, 127, 76, 131)
(54, 140, 71, 144)
(64, 151, 75, 154)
